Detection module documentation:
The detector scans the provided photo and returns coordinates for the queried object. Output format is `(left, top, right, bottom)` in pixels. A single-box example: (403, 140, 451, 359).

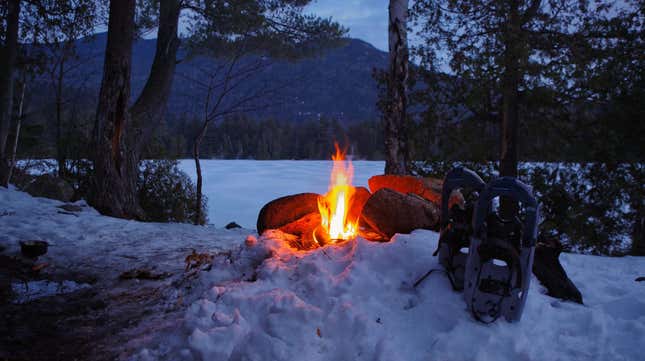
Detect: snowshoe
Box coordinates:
(463, 177, 539, 322)
(436, 167, 486, 290)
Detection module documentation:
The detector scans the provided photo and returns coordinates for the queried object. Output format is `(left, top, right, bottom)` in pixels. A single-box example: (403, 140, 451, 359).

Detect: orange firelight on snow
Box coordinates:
(316, 143, 358, 242)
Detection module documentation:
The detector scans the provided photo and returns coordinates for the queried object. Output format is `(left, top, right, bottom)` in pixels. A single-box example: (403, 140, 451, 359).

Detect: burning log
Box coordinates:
(279, 212, 321, 250)
(360, 188, 440, 240)
(533, 238, 583, 304)
(258, 144, 371, 250)
(347, 186, 371, 224)
(257, 193, 320, 234)
(368, 175, 443, 204)
(258, 189, 370, 250)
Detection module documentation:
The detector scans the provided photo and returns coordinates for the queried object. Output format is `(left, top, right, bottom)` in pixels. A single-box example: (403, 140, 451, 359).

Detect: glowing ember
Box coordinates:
(317, 143, 358, 242)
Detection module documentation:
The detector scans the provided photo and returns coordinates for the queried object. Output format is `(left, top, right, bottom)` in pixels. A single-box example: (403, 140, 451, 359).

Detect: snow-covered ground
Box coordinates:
(137, 230, 644, 361)
(177, 160, 384, 228)
(2, 167, 644, 361)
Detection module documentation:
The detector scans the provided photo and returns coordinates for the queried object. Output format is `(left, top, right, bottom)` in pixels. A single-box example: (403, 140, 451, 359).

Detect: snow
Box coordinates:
(145, 231, 643, 361)
(2, 162, 644, 361)
(15, 159, 385, 228)
(0, 185, 246, 280)
(177, 160, 385, 228)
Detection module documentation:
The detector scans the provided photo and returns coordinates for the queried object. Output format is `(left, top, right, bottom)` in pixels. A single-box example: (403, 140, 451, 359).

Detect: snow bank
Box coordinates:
(139, 230, 644, 361)
(0, 186, 247, 283)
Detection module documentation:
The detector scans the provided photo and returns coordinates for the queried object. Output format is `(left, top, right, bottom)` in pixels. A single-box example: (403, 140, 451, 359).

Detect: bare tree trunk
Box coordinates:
(499, 1, 522, 219)
(383, 0, 409, 175)
(56, 59, 66, 177)
(129, 0, 181, 158)
(7, 78, 25, 184)
(0, 0, 21, 187)
(192, 122, 209, 225)
(90, 0, 143, 219)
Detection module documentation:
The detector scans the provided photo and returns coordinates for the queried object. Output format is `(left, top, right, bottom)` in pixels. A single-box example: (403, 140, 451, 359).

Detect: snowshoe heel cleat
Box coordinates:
(463, 177, 539, 322)
(436, 167, 486, 290)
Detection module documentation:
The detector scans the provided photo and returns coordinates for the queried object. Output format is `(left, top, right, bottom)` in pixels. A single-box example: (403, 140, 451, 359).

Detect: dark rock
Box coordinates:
(19, 240, 49, 259)
(225, 222, 242, 229)
(257, 193, 320, 234)
(533, 238, 583, 304)
(119, 268, 172, 280)
(57, 204, 83, 212)
(57, 210, 79, 217)
(8, 166, 34, 189)
(24, 174, 74, 202)
(359, 188, 440, 240)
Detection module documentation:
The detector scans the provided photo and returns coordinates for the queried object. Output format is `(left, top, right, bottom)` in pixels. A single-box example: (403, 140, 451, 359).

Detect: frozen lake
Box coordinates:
(178, 160, 385, 228)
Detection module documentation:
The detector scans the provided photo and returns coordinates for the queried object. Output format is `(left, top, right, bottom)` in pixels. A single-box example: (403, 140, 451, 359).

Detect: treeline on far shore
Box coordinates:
(16, 110, 642, 163)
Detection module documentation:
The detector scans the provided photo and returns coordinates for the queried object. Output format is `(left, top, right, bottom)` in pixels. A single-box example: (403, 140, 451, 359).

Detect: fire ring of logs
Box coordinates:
(256, 172, 463, 250)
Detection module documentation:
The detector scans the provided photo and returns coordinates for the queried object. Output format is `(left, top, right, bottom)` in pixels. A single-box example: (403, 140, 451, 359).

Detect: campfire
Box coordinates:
(314, 144, 358, 245)
(256, 144, 449, 250)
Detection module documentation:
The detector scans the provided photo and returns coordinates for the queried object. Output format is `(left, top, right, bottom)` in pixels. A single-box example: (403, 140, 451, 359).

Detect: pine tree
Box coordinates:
(411, 0, 610, 216)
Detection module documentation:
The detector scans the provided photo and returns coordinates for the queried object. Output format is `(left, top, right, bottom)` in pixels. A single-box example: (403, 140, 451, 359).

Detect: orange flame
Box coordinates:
(317, 143, 358, 242)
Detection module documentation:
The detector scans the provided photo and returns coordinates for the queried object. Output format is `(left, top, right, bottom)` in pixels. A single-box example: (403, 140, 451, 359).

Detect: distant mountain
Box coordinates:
(55, 33, 388, 123)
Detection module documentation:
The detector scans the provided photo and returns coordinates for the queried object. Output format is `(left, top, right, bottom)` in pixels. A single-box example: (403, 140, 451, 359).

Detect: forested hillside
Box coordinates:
(30, 33, 387, 123)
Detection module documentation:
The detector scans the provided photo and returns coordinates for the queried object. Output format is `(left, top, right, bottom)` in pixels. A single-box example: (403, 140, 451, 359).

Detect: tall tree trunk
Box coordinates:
(90, 0, 142, 219)
(129, 0, 181, 158)
(0, 0, 21, 187)
(7, 78, 25, 184)
(499, 1, 522, 219)
(383, 0, 409, 175)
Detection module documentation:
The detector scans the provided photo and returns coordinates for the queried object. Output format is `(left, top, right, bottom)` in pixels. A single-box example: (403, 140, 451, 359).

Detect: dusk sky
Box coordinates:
(306, 0, 390, 50)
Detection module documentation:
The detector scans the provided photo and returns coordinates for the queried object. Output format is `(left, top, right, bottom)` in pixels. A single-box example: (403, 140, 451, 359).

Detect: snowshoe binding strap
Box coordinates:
(436, 167, 486, 290)
(464, 177, 539, 323)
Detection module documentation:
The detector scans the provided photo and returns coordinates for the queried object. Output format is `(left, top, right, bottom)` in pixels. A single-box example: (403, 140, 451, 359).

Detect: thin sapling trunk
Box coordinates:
(193, 121, 209, 225)
(7, 79, 25, 184)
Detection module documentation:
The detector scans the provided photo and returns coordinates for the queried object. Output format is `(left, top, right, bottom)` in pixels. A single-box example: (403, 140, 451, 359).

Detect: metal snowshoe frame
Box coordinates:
(464, 177, 539, 323)
(436, 167, 486, 290)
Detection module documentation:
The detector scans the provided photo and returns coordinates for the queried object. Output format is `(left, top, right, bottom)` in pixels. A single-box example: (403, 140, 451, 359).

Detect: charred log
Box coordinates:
(348, 186, 371, 224)
(280, 212, 321, 250)
(368, 175, 442, 204)
(257, 193, 320, 234)
(360, 188, 440, 240)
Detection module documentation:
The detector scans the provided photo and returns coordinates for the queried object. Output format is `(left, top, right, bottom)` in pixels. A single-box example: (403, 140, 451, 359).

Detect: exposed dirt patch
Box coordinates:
(0, 254, 195, 361)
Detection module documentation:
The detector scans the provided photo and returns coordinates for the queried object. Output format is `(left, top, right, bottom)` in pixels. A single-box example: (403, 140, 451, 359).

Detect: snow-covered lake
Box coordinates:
(178, 160, 385, 228)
